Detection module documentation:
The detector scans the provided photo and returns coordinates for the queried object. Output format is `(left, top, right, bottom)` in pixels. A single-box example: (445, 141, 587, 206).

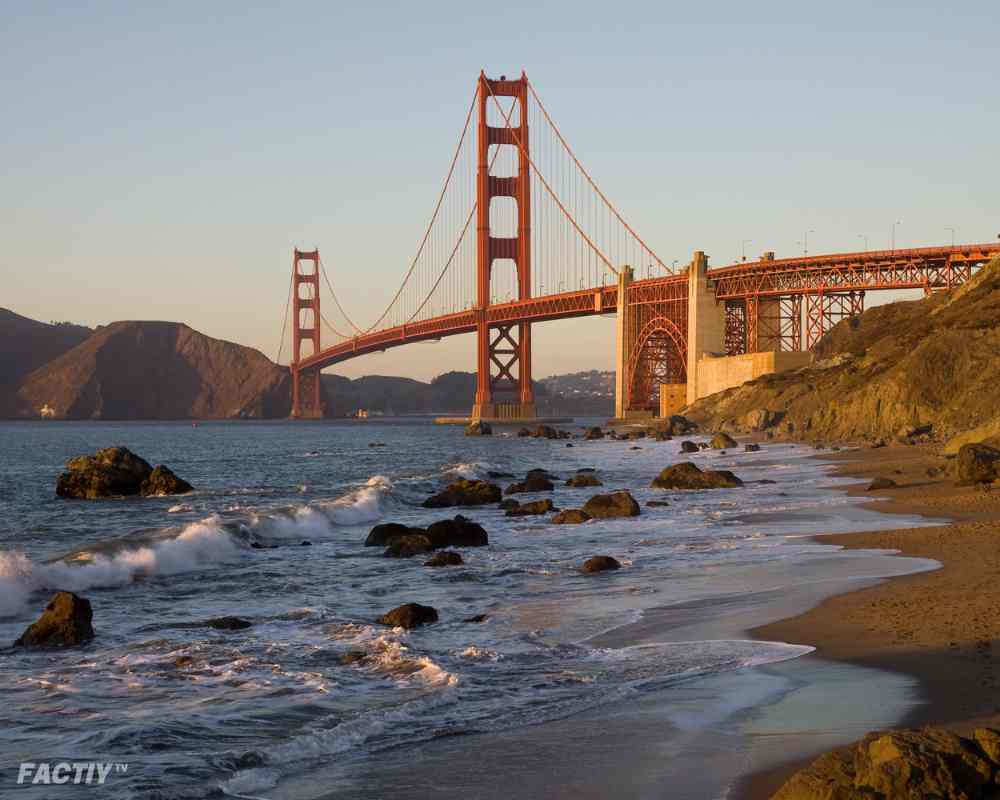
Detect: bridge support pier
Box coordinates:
(614, 266, 634, 418)
(685, 251, 726, 405)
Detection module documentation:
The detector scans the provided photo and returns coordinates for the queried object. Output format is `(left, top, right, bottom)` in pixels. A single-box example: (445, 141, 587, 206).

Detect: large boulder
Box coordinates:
(506, 499, 555, 517)
(680, 440, 700, 454)
(662, 415, 697, 436)
(15, 592, 94, 647)
(582, 491, 640, 518)
(377, 603, 439, 629)
(868, 476, 898, 491)
(506, 475, 555, 494)
(709, 432, 738, 449)
(956, 443, 1000, 485)
(533, 425, 559, 439)
(551, 509, 590, 524)
(566, 474, 602, 488)
(422, 479, 501, 508)
(205, 616, 253, 630)
(582, 556, 621, 573)
(425, 515, 489, 548)
(651, 462, 744, 490)
(465, 420, 492, 436)
(774, 727, 1000, 800)
(365, 522, 421, 547)
(56, 446, 192, 499)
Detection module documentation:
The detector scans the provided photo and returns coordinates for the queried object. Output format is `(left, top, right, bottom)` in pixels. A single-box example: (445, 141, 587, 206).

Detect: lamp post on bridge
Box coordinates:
(858, 234, 869, 251)
(797, 230, 815, 256)
(740, 239, 752, 262)
(946, 227, 956, 248)
(891, 220, 902, 253)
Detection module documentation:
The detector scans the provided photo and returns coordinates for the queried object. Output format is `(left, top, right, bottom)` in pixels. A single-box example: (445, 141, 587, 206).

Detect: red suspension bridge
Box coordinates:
(282, 71, 1000, 420)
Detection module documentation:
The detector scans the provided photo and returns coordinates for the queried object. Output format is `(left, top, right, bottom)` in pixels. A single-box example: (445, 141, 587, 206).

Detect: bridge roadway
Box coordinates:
(296, 243, 1000, 373)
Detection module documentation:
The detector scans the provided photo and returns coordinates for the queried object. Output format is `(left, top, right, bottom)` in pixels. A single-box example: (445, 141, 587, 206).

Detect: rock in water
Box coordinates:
(383, 534, 436, 558)
(378, 603, 439, 629)
(505, 475, 555, 494)
(141, 465, 193, 496)
(680, 440, 699, 453)
(774, 727, 1000, 800)
(533, 425, 559, 439)
(710, 432, 738, 449)
(651, 462, 743, 490)
(15, 592, 94, 647)
(582, 556, 621, 573)
(425, 515, 489, 548)
(744, 443, 761, 452)
(956, 442, 1000, 484)
(205, 616, 253, 630)
(365, 522, 422, 546)
(422, 479, 501, 508)
(465, 421, 492, 436)
(424, 550, 463, 567)
(867, 476, 898, 491)
(583, 426, 604, 440)
(582, 491, 640, 518)
(566, 474, 603, 487)
(551, 509, 591, 524)
(506, 499, 555, 517)
(498, 498, 521, 511)
(56, 446, 193, 499)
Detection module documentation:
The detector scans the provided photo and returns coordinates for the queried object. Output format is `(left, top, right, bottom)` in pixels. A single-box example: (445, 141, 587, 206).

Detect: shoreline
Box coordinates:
(738, 443, 1000, 799)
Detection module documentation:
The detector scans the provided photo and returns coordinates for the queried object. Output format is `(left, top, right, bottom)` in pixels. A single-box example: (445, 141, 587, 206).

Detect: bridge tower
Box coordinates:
(471, 71, 537, 422)
(290, 249, 323, 419)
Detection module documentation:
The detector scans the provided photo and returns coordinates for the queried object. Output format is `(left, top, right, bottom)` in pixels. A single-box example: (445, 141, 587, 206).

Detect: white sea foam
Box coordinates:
(0, 520, 245, 619)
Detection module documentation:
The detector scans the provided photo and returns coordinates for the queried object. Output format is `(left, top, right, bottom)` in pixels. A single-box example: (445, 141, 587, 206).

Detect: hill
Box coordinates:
(685, 257, 1000, 447)
(0, 309, 91, 415)
(16, 321, 290, 419)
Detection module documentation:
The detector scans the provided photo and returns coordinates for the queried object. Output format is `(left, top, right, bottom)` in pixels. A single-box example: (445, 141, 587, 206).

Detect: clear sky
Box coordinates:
(2, 1, 997, 381)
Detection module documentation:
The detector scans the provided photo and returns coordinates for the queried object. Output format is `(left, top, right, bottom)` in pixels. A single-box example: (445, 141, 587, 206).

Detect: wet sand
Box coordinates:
(739, 443, 1000, 799)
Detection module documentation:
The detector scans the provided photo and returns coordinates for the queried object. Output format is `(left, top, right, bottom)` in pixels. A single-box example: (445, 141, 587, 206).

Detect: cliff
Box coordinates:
(685, 257, 1000, 445)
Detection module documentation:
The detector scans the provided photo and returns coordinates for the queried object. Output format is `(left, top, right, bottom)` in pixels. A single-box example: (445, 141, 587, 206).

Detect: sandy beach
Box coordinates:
(740, 443, 1000, 799)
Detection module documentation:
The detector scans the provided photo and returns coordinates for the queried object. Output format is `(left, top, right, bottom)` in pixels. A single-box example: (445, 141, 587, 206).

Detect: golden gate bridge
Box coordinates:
(279, 71, 1000, 420)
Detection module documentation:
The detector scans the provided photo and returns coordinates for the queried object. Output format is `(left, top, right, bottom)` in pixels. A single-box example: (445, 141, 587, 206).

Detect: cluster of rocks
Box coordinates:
(650, 462, 743, 490)
(56, 447, 192, 499)
(516, 425, 571, 440)
(366, 515, 488, 558)
(956, 442, 1000, 485)
(422, 479, 501, 508)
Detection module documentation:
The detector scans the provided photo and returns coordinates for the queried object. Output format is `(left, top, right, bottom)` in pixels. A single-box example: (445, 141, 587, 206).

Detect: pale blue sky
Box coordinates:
(2, 1, 997, 379)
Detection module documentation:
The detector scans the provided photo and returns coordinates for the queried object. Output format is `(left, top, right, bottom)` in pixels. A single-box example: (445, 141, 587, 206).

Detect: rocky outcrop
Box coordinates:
(868, 476, 898, 491)
(686, 258, 1000, 444)
(710, 432, 738, 449)
(582, 556, 621, 573)
(744, 443, 761, 452)
(534, 425, 559, 439)
(465, 421, 492, 436)
(422, 479, 501, 508)
(424, 550, 463, 567)
(650, 462, 743, 490)
(506, 499, 556, 516)
(582, 491, 640, 518)
(551, 509, 591, 524)
(56, 447, 193, 499)
(377, 603, 439, 629)
(566, 474, 602, 487)
(680, 441, 700, 453)
(956, 443, 1000, 485)
(15, 592, 95, 647)
(365, 522, 418, 547)
(773, 727, 1000, 800)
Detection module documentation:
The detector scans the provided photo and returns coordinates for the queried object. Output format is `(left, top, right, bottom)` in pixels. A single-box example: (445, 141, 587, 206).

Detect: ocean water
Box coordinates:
(0, 420, 937, 798)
